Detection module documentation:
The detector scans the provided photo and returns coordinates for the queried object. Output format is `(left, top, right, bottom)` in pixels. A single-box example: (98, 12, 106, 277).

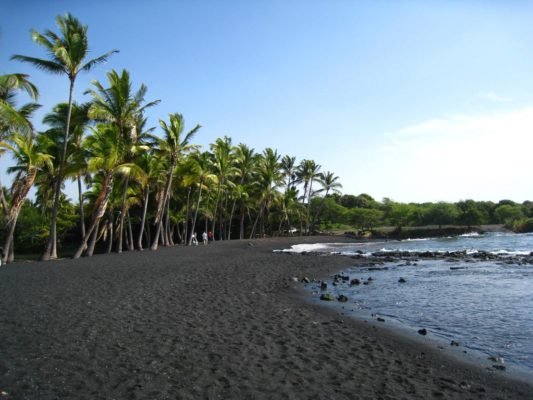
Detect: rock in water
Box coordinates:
(320, 281, 328, 290)
(320, 293, 335, 301)
(350, 278, 361, 285)
(337, 294, 348, 302)
(398, 277, 407, 283)
(418, 328, 427, 336)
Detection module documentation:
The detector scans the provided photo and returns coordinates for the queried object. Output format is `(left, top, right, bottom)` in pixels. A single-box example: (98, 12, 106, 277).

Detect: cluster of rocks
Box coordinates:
(350, 250, 533, 266)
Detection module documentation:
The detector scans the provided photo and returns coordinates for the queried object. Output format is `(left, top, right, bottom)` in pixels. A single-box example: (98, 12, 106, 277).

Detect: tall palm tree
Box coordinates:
(209, 136, 236, 240)
(230, 144, 257, 239)
(150, 113, 200, 250)
(296, 159, 321, 234)
(1, 133, 53, 263)
(185, 151, 217, 245)
(12, 13, 118, 260)
(40, 102, 91, 241)
(281, 155, 297, 194)
(85, 69, 159, 253)
(249, 148, 283, 239)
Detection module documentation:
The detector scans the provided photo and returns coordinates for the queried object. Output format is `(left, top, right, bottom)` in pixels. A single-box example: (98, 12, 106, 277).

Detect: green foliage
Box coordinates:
(346, 207, 384, 230)
(494, 204, 524, 224)
(510, 218, 533, 233)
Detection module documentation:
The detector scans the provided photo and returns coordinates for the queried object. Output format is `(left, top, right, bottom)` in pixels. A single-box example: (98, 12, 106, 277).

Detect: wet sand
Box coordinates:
(0, 236, 531, 399)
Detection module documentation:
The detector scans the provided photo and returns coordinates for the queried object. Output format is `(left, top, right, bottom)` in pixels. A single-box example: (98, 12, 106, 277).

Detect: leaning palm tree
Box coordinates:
(0, 73, 40, 218)
(1, 132, 53, 264)
(73, 124, 141, 258)
(85, 69, 159, 253)
(150, 113, 200, 250)
(12, 13, 118, 260)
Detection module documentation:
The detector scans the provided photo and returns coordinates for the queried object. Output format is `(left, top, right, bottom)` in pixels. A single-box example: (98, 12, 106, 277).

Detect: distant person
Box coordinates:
(191, 232, 198, 246)
(208, 231, 213, 242)
(0, 247, 3, 266)
(202, 231, 208, 245)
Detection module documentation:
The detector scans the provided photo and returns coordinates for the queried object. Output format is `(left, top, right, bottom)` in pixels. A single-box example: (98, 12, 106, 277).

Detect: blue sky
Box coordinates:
(2, 0, 533, 203)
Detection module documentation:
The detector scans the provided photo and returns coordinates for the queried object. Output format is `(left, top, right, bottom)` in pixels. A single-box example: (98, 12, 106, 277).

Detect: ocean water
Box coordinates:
(280, 232, 533, 376)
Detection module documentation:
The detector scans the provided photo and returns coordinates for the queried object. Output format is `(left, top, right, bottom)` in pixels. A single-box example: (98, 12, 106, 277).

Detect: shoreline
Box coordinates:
(0, 236, 531, 399)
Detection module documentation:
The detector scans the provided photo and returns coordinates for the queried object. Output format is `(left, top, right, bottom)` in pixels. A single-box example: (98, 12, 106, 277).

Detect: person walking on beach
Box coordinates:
(202, 231, 208, 245)
(208, 231, 213, 242)
(191, 232, 198, 246)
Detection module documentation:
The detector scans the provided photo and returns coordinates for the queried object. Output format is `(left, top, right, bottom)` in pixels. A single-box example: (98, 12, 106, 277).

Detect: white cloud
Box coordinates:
(367, 106, 533, 202)
(478, 91, 513, 103)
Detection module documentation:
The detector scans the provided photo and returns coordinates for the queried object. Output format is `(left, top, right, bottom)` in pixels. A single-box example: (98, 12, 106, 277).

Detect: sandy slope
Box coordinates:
(0, 236, 531, 399)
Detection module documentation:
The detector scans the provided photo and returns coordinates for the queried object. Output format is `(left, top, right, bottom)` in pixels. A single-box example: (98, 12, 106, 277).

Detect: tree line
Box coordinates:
(315, 194, 533, 233)
(0, 13, 342, 263)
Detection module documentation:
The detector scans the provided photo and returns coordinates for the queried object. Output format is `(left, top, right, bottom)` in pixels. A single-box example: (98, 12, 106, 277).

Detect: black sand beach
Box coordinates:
(0, 236, 531, 399)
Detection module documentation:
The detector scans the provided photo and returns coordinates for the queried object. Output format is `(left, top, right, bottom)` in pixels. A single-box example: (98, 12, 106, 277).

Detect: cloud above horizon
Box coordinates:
(368, 106, 533, 202)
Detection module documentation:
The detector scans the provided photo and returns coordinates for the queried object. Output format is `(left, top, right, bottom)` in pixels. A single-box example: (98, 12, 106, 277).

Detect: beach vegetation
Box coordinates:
(3, 13, 533, 262)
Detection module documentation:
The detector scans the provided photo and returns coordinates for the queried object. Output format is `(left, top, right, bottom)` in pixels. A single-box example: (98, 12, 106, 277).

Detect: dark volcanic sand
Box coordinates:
(0, 236, 531, 399)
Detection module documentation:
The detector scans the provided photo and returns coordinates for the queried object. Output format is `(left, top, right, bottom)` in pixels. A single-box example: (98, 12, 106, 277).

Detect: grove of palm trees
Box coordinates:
(0, 13, 342, 264)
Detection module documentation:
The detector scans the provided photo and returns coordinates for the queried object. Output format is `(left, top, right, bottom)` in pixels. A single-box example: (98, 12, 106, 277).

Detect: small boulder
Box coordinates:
(337, 294, 348, 302)
(301, 277, 310, 283)
(418, 328, 427, 336)
(350, 278, 361, 285)
(320, 293, 335, 301)
(450, 340, 460, 347)
(377, 317, 385, 322)
(398, 277, 407, 283)
(320, 281, 328, 290)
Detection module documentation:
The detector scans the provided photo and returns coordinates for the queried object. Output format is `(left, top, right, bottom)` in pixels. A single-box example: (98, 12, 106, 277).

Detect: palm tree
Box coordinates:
(1, 133, 53, 263)
(40, 102, 91, 241)
(150, 113, 200, 250)
(0, 73, 40, 138)
(12, 13, 118, 260)
(296, 159, 321, 234)
(281, 155, 297, 194)
(209, 136, 237, 240)
(85, 69, 159, 253)
(73, 124, 140, 258)
(230, 144, 257, 239)
(0, 73, 40, 218)
(311, 171, 342, 232)
(185, 151, 217, 245)
(249, 148, 283, 239)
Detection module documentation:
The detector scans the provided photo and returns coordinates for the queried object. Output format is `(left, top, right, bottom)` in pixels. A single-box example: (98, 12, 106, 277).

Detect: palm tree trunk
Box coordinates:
(106, 216, 114, 254)
(2, 173, 35, 263)
(127, 211, 134, 250)
(137, 185, 149, 250)
(189, 177, 204, 245)
(0, 177, 9, 216)
(87, 220, 100, 257)
(227, 197, 238, 240)
(249, 202, 264, 239)
(150, 167, 174, 250)
(166, 198, 174, 245)
(43, 78, 75, 261)
(116, 175, 130, 253)
(73, 174, 113, 258)
(184, 186, 191, 246)
(210, 183, 221, 240)
(239, 205, 245, 240)
(77, 174, 86, 240)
